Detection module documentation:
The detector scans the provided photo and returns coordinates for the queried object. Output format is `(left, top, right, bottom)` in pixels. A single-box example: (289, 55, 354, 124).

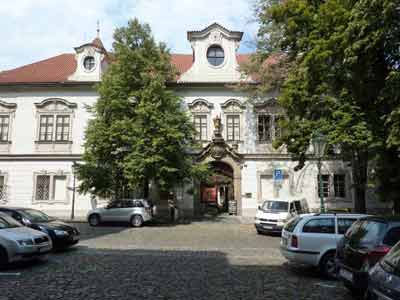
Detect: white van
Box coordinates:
(254, 198, 307, 234)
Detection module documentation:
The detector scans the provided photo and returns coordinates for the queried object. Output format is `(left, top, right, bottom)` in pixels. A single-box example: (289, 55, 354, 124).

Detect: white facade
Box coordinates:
(0, 23, 384, 218)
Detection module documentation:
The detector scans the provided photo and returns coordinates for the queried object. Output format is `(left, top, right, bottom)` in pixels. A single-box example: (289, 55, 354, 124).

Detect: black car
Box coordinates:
(338, 216, 400, 295)
(0, 207, 80, 249)
(367, 240, 400, 300)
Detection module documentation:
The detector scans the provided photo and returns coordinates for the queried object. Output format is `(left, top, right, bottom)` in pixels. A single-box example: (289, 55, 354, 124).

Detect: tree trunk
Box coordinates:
(393, 200, 400, 215)
(143, 178, 149, 199)
(352, 149, 368, 213)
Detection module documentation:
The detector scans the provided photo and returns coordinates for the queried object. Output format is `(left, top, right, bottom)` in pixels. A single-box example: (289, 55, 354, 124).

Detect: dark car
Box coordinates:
(0, 207, 79, 250)
(338, 216, 400, 295)
(367, 240, 400, 300)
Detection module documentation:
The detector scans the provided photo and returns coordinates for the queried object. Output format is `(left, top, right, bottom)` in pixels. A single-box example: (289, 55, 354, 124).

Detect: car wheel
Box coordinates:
(0, 246, 8, 266)
(131, 215, 143, 227)
(319, 251, 336, 279)
(88, 214, 100, 226)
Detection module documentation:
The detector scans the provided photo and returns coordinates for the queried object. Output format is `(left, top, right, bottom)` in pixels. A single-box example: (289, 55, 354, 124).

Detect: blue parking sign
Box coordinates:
(273, 169, 283, 181)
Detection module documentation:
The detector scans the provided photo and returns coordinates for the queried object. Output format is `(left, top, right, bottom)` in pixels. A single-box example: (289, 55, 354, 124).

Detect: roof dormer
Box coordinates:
(68, 36, 108, 82)
(179, 23, 248, 83)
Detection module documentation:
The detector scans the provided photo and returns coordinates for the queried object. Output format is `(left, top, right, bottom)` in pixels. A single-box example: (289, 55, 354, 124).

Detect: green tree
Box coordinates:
(245, 0, 400, 213)
(78, 18, 204, 200)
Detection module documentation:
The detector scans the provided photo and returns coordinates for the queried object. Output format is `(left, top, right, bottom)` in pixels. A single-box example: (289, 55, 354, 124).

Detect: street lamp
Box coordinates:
(312, 132, 327, 213)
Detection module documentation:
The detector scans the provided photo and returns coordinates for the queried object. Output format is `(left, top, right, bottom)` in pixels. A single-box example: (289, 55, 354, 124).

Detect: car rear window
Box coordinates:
(284, 216, 302, 232)
(382, 241, 400, 273)
(302, 218, 335, 234)
(348, 220, 387, 248)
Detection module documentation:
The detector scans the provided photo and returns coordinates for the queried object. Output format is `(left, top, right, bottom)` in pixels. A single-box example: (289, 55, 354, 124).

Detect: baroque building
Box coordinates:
(0, 23, 386, 218)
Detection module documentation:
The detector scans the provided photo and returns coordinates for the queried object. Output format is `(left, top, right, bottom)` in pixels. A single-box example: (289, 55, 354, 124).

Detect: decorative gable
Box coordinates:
(68, 37, 108, 82)
(179, 23, 251, 83)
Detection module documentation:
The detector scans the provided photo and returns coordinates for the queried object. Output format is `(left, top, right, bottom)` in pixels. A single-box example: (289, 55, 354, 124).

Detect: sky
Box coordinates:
(0, 0, 259, 71)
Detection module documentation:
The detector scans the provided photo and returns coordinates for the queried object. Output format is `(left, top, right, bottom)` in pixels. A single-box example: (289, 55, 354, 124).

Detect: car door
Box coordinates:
(300, 217, 337, 255)
(120, 200, 136, 222)
(101, 201, 123, 222)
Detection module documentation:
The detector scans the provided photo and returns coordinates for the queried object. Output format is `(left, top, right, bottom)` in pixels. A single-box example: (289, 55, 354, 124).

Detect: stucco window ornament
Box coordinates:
(0, 100, 17, 153)
(34, 98, 77, 153)
(189, 99, 214, 142)
(221, 99, 245, 143)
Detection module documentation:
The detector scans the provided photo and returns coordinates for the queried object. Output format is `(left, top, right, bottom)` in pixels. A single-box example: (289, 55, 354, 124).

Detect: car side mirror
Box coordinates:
(21, 217, 31, 226)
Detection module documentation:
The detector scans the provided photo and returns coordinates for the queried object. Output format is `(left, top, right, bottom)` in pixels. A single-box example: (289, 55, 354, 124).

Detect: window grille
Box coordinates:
(36, 175, 50, 200)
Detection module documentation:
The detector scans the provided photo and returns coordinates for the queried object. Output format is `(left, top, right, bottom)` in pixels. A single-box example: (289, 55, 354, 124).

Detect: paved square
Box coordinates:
(0, 222, 352, 300)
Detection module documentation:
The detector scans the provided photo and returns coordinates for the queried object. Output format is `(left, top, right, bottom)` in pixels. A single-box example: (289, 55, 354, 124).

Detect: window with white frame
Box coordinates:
(221, 99, 245, 142)
(257, 114, 283, 142)
(317, 173, 346, 198)
(35, 98, 76, 144)
(194, 115, 208, 141)
(0, 115, 10, 142)
(258, 115, 271, 142)
(226, 115, 240, 141)
(188, 99, 214, 143)
(0, 100, 17, 147)
(34, 173, 68, 202)
(39, 114, 71, 142)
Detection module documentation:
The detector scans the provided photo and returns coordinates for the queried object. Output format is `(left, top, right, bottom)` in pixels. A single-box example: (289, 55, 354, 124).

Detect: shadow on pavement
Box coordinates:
(0, 247, 353, 300)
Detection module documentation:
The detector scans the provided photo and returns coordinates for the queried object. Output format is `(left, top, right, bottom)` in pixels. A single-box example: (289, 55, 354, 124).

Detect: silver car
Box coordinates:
(87, 199, 153, 227)
(0, 212, 52, 266)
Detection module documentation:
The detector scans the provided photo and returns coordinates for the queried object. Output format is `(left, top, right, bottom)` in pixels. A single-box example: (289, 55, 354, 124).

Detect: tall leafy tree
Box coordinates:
(78, 19, 203, 199)
(245, 0, 400, 212)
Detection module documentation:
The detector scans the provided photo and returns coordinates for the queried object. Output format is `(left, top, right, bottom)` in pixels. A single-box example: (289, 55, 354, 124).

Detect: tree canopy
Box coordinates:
(245, 0, 400, 212)
(78, 18, 205, 199)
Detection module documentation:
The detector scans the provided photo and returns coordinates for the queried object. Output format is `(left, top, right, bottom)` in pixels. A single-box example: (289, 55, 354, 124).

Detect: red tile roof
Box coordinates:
(0, 54, 77, 84)
(0, 52, 253, 85)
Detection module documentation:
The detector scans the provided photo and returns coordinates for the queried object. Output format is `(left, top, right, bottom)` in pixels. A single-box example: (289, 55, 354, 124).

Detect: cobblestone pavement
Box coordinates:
(0, 222, 353, 300)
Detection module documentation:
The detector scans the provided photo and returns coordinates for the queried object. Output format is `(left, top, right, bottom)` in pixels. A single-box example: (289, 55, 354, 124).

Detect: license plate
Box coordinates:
(339, 268, 353, 282)
(72, 235, 79, 241)
(263, 225, 273, 229)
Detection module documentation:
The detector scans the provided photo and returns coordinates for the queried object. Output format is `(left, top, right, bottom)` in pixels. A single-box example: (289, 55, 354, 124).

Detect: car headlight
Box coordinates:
(54, 229, 68, 236)
(17, 239, 34, 246)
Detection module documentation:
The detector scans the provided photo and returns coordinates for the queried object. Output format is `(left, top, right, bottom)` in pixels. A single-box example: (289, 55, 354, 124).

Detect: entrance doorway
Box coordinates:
(200, 161, 234, 214)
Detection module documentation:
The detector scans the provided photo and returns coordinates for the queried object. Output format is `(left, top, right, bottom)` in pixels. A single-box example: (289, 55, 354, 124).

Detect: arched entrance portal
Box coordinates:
(201, 161, 234, 214)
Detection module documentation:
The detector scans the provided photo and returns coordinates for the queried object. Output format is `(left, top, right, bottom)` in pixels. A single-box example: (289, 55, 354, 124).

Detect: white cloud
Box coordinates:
(0, 0, 258, 70)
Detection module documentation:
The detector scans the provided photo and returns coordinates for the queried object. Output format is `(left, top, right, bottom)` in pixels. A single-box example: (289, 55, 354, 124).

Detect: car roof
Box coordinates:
(358, 215, 400, 223)
(299, 213, 369, 219)
(0, 206, 23, 211)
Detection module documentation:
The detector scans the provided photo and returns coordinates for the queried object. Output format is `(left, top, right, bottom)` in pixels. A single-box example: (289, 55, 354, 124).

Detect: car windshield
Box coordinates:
(19, 209, 54, 223)
(261, 200, 288, 212)
(382, 242, 400, 272)
(0, 215, 22, 229)
(348, 220, 387, 248)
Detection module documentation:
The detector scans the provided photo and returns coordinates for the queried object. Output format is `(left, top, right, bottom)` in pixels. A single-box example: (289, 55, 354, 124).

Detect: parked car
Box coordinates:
(366, 240, 400, 300)
(0, 212, 52, 266)
(255, 198, 307, 234)
(0, 207, 80, 250)
(280, 213, 367, 278)
(87, 199, 153, 227)
(338, 216, 400, 295)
